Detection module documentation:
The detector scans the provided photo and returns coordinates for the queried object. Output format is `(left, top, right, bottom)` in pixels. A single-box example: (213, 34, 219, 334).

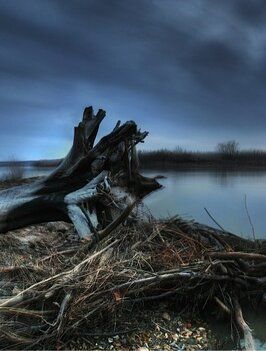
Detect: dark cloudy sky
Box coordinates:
(1, 0, 266, 160)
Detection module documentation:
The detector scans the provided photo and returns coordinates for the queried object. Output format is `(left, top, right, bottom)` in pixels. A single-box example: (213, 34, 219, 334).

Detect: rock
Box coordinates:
(155, 324, 161, 331)
(172, 334, 179, 341)
(162, 312, 171, 321)
(108, 337, 113, 343)
(137, 347, 149, 351)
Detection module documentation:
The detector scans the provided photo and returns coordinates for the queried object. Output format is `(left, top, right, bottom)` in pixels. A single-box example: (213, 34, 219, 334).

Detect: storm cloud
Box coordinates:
(1, 0, 266, 159)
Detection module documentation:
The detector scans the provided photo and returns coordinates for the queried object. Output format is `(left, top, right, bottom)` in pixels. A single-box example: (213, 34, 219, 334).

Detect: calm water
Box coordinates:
(143, 169, 266, 239)
(1, 166, 266, 239)
(0, 166, 52, 180)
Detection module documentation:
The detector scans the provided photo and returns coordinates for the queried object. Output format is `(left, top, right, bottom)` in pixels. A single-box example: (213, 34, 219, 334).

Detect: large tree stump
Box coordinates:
(0, 107, 160, 238)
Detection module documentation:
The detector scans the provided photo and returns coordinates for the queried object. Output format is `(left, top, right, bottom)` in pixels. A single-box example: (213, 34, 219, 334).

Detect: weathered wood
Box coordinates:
(233, 298, 256, 351)
(0, 106, 160, 238)
(208, 251, 266, 262)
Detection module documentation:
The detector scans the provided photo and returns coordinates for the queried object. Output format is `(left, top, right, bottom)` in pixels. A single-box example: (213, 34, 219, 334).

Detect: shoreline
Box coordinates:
(140, 161, 266, 171)
(2, 160, 266, 172)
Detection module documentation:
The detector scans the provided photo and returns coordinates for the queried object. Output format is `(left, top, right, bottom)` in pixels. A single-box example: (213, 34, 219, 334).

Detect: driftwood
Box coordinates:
(0, 107, 160, 238)
(214, 296, 256, 351)
(0, 107, 265, 350)
(233, 298, 256, 351)
(208, 251, 266, 261)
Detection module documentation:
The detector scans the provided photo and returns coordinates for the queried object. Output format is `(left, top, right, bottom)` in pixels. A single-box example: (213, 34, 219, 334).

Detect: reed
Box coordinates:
(4, 157, 25, 181)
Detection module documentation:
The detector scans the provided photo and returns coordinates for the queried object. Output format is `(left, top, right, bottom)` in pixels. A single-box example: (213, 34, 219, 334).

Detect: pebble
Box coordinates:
(58, 303, 214, 350)
(162, 312, 171, 321)
(172, 333, 179, 341)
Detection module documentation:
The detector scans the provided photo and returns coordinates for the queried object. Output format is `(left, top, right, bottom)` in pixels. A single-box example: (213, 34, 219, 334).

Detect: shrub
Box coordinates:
(5, 157, 25, 181)
(216, 140, 239, 159)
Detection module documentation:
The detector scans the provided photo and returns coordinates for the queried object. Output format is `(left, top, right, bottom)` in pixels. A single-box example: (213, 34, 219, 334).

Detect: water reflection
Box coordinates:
(143, 169, 266, 239)
(1, 166, 266, 239)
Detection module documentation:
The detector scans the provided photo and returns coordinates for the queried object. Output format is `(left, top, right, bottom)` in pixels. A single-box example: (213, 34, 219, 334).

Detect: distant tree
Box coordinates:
(174, 146, 186, 153)
(216, 140, 239, 158)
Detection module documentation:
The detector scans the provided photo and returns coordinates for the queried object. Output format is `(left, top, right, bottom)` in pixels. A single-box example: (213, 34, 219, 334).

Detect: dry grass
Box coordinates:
(3, 158, 25, 182)
(0, 215, 264, 350)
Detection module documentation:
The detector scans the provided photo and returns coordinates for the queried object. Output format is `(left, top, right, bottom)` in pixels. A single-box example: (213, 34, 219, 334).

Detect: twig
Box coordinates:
(38, 248, 78, 263)
(214, 296, 231, 315)
(56, 292, 72, 333)
(204, 207, 226, 232)
(0, 240, 118, 308)
(98, 200, 137, 240)
(244, 194, 257, 243)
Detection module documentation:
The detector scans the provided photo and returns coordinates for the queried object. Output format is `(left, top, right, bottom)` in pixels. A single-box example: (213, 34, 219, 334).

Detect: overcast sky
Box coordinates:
(1, 0, 266, 160)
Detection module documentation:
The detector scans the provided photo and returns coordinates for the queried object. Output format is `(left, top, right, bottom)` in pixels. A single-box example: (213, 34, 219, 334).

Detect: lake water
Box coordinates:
(143, 168, 266, 239)
(0, 166, 52, 180)
(1, 166, 266, 239)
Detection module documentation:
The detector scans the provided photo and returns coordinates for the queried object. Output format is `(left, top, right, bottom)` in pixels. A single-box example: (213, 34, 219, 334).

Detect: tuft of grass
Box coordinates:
(4, 157, 25, 182)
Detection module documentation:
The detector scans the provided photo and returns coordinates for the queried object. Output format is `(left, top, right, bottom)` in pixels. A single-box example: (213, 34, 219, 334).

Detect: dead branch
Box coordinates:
(233, 298, 256, 351)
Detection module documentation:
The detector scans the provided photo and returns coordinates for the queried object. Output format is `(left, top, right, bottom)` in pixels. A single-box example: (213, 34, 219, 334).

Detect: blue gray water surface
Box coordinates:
(143, 168, 266, 240)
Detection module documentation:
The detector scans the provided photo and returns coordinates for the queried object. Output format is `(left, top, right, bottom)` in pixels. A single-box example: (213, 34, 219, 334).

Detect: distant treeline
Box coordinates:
(139, 141, 266, 168)
(2, 141, 266, 171)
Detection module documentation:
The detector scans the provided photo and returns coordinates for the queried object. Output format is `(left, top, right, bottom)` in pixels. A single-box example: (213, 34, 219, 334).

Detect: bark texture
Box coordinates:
(0, 106, 160, 238)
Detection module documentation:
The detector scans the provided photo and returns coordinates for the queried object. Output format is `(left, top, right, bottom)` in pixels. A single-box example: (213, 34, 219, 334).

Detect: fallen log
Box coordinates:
(0, 107, 160, 238)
